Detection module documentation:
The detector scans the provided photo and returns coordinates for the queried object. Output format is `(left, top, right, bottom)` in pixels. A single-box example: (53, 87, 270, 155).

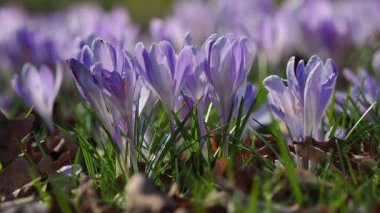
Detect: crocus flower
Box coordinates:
(183, 41, 208, 104)
(68, 59, 124, 152)
(263, 55, 337, 142)
(204, 34, 255, 124)
(203, 33, 255, 156)
(80, 38, 143, 118)
(134, 40, 192, 132)
(182, 34, 209, 124)
(12, 63, 62, 131)
(336, 50, 380, 114)
(2, 26, 63, 71)
(68, 38, 149, 171)
(297, 0, 348, 55)
(343, 68, 377, 106)
(179, 35, 211, 159)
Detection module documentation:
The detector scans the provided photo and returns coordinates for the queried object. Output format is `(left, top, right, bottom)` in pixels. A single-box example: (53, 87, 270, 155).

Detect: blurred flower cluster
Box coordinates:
(0, 4, 138, 72)
(151, 0, 380, 64)
(0, 4, 138, 129)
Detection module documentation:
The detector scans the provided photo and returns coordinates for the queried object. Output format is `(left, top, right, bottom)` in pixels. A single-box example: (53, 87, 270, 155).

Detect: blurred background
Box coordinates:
(0, 0, 173, 30)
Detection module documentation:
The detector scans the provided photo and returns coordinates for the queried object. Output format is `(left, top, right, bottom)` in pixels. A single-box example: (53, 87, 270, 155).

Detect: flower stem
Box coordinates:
(168, 113, 180, 184)
(197, 107, 208, 161)
(221, 113, 229, 157)
(128, 118, 139, 174)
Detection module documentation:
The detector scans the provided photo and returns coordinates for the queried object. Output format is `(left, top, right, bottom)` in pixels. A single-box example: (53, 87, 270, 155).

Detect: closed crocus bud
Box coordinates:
(12, 63, 62, 131)
(134, 40, 193, 131)
(183, 39, 208, 103)
(263, 55, 337, 142)
(204, 34, 255, 123)
(68, 58, 125, 154)
(68, 38, 149, 172)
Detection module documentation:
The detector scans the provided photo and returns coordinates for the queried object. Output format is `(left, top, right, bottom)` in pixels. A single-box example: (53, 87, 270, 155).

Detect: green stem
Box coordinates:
(128, 116, 139, 174)
(168, 112, 179, 184)
(197, 107, 208, 161)
(221, 113, 229, 157)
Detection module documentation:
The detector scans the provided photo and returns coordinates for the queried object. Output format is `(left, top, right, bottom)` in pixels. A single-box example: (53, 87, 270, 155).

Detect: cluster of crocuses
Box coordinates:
(67, 34, 256, 167)
(151, 0, 380, 64)
(64, 31, 340, 169)
(0, 4, 138, 128)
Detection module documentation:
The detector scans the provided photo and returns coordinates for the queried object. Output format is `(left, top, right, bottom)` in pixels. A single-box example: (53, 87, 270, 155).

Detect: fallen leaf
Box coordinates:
(35, 132, 78, 174)
(0, 158, 31, 196)
(0, 111, 34, 166)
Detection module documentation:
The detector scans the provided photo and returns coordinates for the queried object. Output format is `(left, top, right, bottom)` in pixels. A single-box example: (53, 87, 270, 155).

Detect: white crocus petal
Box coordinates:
(24, 64, 54, 130)
(53, 62, 63, 98)
(93, 39, 115, 71)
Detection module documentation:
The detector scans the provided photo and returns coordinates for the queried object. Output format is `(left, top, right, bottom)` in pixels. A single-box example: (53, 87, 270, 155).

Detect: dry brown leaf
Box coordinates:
(0, 111, 34, 166)
(0, 158, 31, 196)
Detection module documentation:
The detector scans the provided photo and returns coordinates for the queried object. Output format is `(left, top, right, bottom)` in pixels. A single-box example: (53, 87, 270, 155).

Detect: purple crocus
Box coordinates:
(68, 59, 124, 149)
(343, 68, 377, 107)
(183, 41, 208, 104)
(179, 35, 211, 159)
(68, 38, 148, 171)
(263, 55, 338, 142)
(80, 38, 143, 118)
(297, 0, 348, 56)
(336, 50, 380, 114)
(203, 33, 255, 155)
(134, 40, 192, 132)
(204, 34, 255, 124)
(12, 63, 62, 131)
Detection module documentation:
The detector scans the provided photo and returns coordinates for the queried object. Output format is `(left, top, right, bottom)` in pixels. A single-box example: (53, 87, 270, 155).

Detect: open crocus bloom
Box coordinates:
(12, 63, 62, 131)
(263, 55, 337, 142)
